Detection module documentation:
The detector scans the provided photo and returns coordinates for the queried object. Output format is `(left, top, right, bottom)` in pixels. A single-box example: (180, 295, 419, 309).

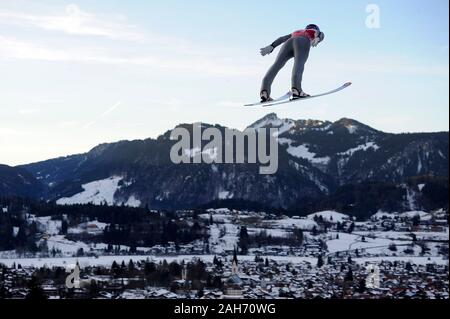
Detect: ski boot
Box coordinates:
(291, 87, 310, 100)
(260, 90, 274, 103)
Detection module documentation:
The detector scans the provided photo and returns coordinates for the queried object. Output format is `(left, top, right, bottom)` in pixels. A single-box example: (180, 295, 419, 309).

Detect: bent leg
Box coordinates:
(292, 37, 311, 92)
(261, 42, 293, 96)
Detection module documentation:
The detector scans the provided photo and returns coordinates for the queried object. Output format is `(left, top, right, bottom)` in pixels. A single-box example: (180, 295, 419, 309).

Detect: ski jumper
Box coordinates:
(261, 30, 316, 96)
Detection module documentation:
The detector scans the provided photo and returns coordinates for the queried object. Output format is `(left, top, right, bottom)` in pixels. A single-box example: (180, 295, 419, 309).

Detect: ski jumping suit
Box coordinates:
(261, 29, 316, 96)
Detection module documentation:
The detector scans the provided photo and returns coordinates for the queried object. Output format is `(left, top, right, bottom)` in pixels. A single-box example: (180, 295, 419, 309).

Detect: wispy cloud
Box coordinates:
(0, 3, 248, 55)
(0, 4, 144, 41)
(99, 101, 121, 118)
(18, 108, 39, 115)
(216, 101, 245, 108)
(57, 121, 80, 129)
(0, 127, 30, 138)
(0, 3, 263, 77)
(83, 101, 121, 129)
(0, 35, 261, 77)
(340, 61, 449, 77)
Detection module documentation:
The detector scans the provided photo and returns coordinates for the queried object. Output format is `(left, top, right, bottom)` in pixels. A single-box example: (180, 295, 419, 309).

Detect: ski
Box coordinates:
(245, 82, 352, 107)
(244, 91, 292, 107)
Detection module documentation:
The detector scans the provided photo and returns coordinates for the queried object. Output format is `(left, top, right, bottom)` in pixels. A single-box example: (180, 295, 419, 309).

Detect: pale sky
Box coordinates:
(1, 0, 449, 166)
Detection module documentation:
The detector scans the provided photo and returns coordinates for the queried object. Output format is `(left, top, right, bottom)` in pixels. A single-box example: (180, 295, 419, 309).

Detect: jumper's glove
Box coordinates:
(312, 32, 325, 47)
(260, 45, 274, 56)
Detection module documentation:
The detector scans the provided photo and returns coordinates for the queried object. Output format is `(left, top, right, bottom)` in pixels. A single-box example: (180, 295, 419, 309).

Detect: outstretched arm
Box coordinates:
(271, 34, 292, 48)
(260, 34, 292, 56)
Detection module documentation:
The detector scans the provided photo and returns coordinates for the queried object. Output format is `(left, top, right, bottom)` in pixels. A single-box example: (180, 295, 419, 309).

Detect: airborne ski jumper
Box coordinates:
(259, 24, 325, 103)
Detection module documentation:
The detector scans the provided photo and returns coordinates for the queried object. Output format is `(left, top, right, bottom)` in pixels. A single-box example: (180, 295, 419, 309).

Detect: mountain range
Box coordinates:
(1, 114, 448, 219)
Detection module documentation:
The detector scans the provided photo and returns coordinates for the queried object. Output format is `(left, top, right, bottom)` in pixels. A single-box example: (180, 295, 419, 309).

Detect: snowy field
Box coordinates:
(307, 211, 350, 223)
(3, 207, 446, 270)
(263, 217, 318, 230)
(201, 209, 325, 255)
(326, 232, 413, 255)
(0, 255, 446, 269)
(354, 230, 449, 242)
(371, 210, 433, 221)
(56, 176, 141, 207)
(57, 176, 123, 206)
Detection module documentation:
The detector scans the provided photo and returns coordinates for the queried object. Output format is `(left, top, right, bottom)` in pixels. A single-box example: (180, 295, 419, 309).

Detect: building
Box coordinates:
(222, 249, 244, 299)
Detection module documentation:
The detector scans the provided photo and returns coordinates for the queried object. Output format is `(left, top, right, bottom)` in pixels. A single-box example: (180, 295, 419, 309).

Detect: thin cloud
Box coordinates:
(57, 121, 80, 129)
(82, 101, 121, 129)
(311, 52, 449, 78)
(99, 101, 121, 118)
(0, 3, 224, 52)
(217, 101, 245, 108)
(0, 3, 262, 77)
(83, 121, 96, 129)
(0, 35, 261, 77)
(0, 127, 30, 138)
(18, 108, 39, 115)
(0, 4, 144, 41)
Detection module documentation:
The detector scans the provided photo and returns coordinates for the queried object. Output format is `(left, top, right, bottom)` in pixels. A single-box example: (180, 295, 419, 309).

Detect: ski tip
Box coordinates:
(344, 82, 352, 87)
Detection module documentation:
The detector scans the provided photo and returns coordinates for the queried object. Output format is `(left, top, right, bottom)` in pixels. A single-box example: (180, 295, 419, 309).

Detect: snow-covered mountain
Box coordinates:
(2, 114, 447, 216)
(254, 113, 448, 184)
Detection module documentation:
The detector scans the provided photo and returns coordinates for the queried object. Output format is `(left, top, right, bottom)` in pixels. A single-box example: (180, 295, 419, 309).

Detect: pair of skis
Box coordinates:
(244, 82, 352, 107)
